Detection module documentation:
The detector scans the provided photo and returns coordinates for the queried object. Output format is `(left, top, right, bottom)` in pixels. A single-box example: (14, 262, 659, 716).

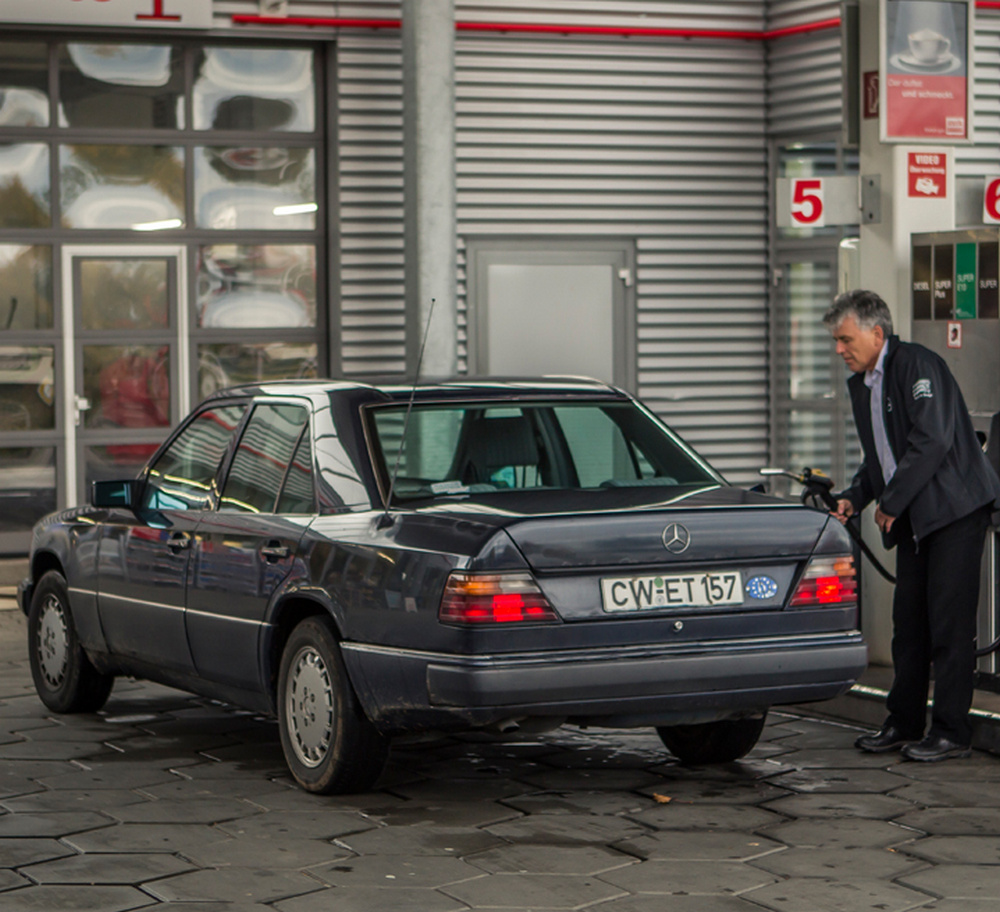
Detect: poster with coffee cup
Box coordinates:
(880, 0, 973, 143)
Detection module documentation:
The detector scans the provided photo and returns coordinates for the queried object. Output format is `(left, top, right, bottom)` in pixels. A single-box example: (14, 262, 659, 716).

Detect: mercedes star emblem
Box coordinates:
(662, 522, 691, 554)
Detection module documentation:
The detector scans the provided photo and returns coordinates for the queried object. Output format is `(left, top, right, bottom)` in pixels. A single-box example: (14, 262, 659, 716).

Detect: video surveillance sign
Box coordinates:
(880, 0, 974, 143)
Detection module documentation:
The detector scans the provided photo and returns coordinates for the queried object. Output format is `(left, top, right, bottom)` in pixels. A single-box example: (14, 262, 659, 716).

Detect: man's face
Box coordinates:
(830, 315, 885, 374)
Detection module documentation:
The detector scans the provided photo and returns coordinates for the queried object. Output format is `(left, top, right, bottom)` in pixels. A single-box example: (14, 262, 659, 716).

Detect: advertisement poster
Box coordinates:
(881, 0, 972, 142)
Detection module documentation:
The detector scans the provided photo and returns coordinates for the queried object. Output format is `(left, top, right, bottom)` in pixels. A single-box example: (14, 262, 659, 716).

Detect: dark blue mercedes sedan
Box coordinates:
(20, 378, 866, 793)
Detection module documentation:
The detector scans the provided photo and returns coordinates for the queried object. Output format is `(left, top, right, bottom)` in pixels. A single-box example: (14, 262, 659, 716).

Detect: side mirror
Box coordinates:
(91, 479, 137, 509)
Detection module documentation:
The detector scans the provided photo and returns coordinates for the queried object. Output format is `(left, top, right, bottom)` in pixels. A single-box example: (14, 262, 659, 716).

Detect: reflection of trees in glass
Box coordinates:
(0, 246, 53, 330)
(80, 260, 168, 331)
(61, 145, 185, 221)
(0, 177, 49, 229)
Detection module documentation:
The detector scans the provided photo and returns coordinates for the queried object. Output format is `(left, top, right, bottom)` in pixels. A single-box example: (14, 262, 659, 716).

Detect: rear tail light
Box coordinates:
(439, 572, 560, 625)
(790, 555, 857, 608)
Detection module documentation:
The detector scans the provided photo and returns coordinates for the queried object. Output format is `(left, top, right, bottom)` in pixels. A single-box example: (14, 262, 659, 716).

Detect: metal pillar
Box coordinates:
(402, 0, 457, 378)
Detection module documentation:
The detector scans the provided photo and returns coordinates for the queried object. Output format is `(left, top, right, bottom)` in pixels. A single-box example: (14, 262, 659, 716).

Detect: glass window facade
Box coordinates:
(0, 36, 323, 551)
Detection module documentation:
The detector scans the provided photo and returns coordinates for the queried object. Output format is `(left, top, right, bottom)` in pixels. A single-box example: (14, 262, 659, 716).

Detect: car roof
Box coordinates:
(200, 376, 630, 405)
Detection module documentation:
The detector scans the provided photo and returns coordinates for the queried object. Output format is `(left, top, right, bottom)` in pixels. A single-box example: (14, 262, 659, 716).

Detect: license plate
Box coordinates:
(601, 571, 743, 612)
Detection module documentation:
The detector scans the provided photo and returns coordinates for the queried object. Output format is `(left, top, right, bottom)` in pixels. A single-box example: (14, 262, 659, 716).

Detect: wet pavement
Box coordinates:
(2, 602, 1000, 912)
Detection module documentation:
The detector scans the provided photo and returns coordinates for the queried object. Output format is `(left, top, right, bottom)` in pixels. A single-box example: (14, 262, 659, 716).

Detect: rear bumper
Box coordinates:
(341, 633, 868, 732)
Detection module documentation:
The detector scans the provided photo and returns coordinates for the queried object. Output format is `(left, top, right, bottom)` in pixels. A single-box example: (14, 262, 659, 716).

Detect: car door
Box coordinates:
(185, 400, 314, 690)
(97, 401, 248, 671)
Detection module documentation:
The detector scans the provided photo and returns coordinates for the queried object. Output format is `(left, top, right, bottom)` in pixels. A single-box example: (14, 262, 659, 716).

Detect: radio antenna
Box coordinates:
(380, 297, 436, 526)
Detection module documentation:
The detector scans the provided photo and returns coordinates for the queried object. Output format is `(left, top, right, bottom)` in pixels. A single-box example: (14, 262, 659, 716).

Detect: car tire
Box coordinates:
(656, 712, 767, 765)
(28, 570, 114, 714)
(277, 615, 389, 794)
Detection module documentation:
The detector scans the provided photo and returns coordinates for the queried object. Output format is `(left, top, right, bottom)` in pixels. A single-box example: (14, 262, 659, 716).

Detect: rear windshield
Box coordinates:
(369, 400, 721, 503)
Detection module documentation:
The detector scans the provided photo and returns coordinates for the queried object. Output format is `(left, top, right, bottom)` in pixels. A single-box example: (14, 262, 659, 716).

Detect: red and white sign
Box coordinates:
(0, 0, 211, 29)
(984, 177, 1000, 223)
(790, 179, 825, 227)
(864, 71, 880, 119)
(908, 152, 947, 198)
(947, 321, 962, 349)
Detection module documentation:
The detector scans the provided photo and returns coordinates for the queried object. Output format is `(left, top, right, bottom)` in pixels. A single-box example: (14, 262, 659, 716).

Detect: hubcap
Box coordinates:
(285, 645, 334, 768)
(36, 595, 69, 688)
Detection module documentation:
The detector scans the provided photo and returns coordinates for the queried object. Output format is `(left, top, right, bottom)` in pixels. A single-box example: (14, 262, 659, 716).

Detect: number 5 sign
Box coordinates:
(790, 179, 825, 227)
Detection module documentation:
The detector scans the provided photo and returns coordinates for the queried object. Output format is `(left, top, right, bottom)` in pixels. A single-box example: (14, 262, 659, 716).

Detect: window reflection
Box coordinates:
(86, 444, 159, 489)
(195, 146, 315, 229)
(193, 47, 314, 132)
(0, 144, 50, 229)
(0, 346, 55, 430)
(788, 262, 835, 400)
(60, 144, 185, 229)
(198, 245, 316, 328)
(80, 259, 168, 331)
(0, 447, 56, 534)
(58, 44, 185, 130)
(0, 42, 49, 127)
(0, 246, 53, 330)
(198, 342, 317, 399)
(83, 345, 170, 431)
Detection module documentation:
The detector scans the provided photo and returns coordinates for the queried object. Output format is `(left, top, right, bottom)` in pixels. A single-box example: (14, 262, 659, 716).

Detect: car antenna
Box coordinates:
(378, 297, 436, 528)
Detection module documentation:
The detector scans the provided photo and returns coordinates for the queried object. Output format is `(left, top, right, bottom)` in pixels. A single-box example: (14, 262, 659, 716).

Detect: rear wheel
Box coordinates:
(28, 570, 114, 713)
(277, 616, 389, 794)
(656, 712, 767, 765)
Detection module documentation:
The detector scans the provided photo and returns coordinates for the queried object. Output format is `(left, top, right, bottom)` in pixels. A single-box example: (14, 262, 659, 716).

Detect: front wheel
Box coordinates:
(28, 570, 114, 713)
(277, 616, 389, 794)
(657, 712, 767, 765)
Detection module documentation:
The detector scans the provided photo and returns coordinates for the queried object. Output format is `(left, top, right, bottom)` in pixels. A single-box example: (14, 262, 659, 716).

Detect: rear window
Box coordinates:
(369, 400, 720, 502)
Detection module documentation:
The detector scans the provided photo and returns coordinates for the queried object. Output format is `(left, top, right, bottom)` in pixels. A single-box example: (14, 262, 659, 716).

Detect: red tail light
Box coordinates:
(439, 572, 560, 625)
(790, 556, 857, 608)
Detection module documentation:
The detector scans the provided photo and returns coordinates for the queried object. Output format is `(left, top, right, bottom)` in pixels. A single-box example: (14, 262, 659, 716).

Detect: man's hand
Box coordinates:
(832, 498, 854, 525)
(875, 505, 896, 534)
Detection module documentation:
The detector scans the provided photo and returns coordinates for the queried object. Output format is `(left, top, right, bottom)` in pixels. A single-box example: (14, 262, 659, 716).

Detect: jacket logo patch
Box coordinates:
(912, 378, 933, 400)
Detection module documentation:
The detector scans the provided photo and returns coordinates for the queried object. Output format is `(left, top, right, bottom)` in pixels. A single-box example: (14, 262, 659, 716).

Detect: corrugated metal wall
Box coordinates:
(960, 9, 1000, 177)
(333, 2, 771, 482)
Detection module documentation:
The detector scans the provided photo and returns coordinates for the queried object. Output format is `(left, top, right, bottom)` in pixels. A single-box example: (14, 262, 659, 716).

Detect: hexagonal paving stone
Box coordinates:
(914, 902, 1000, 911)
(501, 790, 648, 817)
(360, 800, 522, 828)
(1, 789, 149, 813)
(486, 813, 644, 847)
(65, 823, 224, 854)
(21, 851, 196, 884)
(636, 778, 790, 806)
(762, 817, 917, 849)
(749, 846, 919, 880)
(0, 837, 77, 867)
(747, 877, 933, 912)
(466, 843, 635, 876)
(35, 763, 188, 791)
(0, 870, 28, 892)
(628, 801, 783, 832)
(599, 859, 778, 895)
(895, 807, 1000, 836)
(0, 741, 115, 762)
(311, 855, 486, 888)
(187, 836, 351, 869)
(762, 792, 912, 819)
(516, 768, 663, 792)
(769, 767, 907, 794)
(215, 809, 374, 841)
(0, 811, 113, 838)
(0, 884, 156, 911)
(613, 831, 784, 862)
(442, 872, 625, 909)
(389, 777, 526, 804)
(145, 867, 324, 904)
(889, 755, 1000, 782)
(556, 896, 753, 912)
(107, 797, 262, 825)
(899, 864, 1000, 900)
(274, 885, 470, 912)
(900, 835, 1000, 865)
(338, 825, 505, 858)
(772, 748, 910, 770)
(890, 780, 1000, 808)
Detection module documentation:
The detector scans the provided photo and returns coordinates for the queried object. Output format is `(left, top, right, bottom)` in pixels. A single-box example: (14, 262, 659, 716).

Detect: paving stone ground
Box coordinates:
(3, 604, 1000, 912)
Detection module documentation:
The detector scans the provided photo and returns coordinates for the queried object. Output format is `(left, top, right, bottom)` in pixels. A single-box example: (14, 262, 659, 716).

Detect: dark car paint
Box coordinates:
(21, 378, 866, 733)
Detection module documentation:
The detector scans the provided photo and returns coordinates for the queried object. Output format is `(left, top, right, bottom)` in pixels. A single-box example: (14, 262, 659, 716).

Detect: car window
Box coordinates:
(143, 403, 247, 511)
(219, 402, 309, 513)
(370, 400, 719, 501)
(276, 431, 315, 514)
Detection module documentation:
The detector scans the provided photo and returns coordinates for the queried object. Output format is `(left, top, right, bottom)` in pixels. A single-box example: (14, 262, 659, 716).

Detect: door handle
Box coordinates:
(166, 532, 191, 552)
(261, 541, 291, 562)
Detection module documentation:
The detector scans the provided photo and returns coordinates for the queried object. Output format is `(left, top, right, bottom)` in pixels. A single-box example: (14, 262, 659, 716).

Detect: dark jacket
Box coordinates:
(841, 334, 1000, 546)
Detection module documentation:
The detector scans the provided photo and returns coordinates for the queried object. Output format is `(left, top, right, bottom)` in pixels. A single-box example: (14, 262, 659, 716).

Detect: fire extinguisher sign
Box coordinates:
(790, 179, 825, 228)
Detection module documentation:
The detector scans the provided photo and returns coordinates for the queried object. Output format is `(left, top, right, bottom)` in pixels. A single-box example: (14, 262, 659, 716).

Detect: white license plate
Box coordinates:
(601, 571, 744, 612)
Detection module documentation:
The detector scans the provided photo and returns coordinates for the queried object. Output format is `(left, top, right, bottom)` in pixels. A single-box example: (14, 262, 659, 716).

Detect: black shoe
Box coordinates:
(854, 724, 920, 753)
(901, 735, 972, 762)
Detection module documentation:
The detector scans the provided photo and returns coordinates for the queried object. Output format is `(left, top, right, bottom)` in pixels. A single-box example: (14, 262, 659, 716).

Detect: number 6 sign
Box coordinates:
(790, 179, 825, 227)
(984, 178, 1000, 224)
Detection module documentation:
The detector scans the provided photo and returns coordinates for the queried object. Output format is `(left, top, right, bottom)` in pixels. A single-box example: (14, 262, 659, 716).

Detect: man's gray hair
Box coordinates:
(822, 289, 894, 336)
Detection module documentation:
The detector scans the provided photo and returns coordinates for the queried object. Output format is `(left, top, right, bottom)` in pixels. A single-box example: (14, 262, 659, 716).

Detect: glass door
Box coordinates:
(62, 245, 188, 506)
